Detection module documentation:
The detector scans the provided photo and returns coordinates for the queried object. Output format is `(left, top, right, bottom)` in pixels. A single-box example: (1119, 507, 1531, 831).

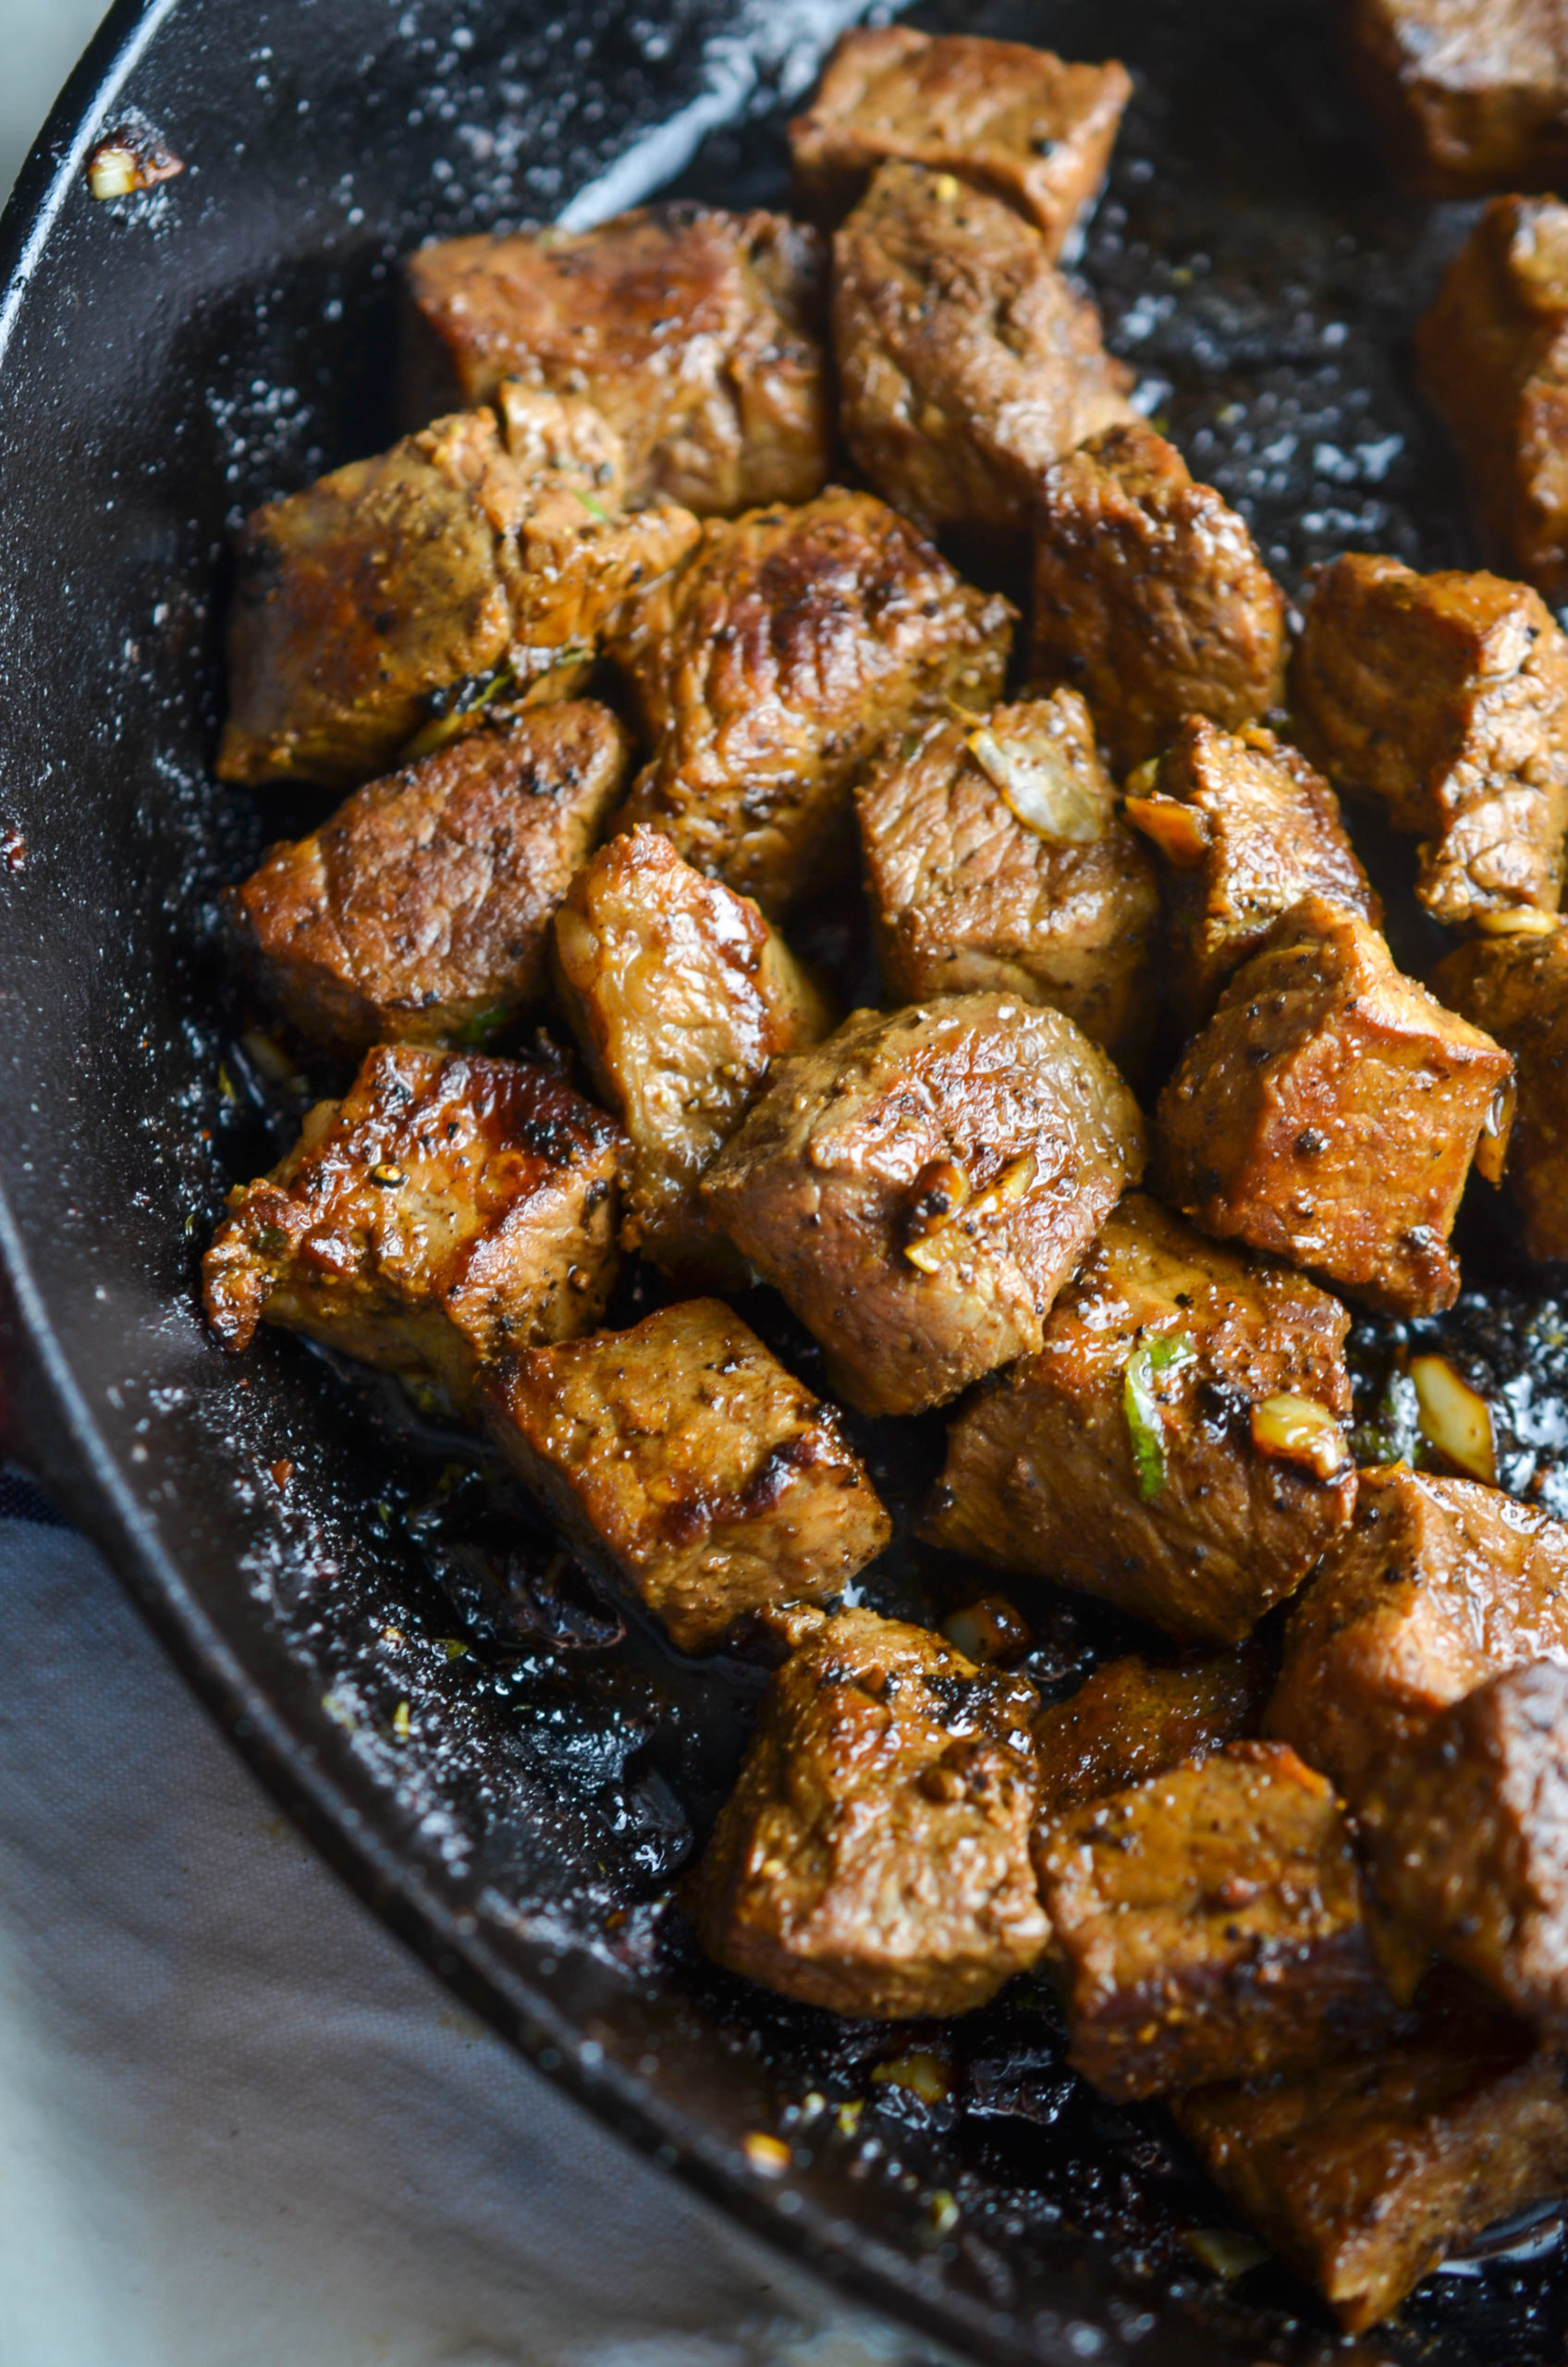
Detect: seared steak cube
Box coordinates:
(219, 388, 700, 790)
(832, 163, 1134, 536)
(1435, 911, 1568, 1261)
(1268, 1466, 1568, 1808)
(1127, 718, 1379, 1028)
(1157, 896, 1513, 1318)
(1417, 197, 1568, 602)
(697, 1605, 1047, 2016)
(1029, 423, 1287, 778)
(1344, 0, 1568, 198)
(790, 25, 1131, 251)
(202, 1047, 623, 1405)
(608, 489, 1012, 914)
(856, 691, 1158, 1068)
(1034, 1647, 1268, 1818)
(1035, 1743, 1397, 2102)
(1292, 552, 1568, 924)
(702, 992, 1145, 1417)
(925, 1193, 1355, 1644)
(480, 1300, 888, 1654)
(230, 704, 631, 1052)
(551, 825, 832, 1287)
(1363, 1661, 1568, 2030)
(403, 204, 829, 519)
(1175, 1978, 1568, 2331)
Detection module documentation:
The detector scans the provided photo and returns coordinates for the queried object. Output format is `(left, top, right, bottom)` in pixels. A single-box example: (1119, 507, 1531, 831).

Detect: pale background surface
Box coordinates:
(0, 0, 109, 198)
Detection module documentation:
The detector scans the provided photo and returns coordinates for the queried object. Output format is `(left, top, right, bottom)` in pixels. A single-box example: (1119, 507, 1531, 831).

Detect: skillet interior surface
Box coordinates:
(4, 2, 1568, 2361)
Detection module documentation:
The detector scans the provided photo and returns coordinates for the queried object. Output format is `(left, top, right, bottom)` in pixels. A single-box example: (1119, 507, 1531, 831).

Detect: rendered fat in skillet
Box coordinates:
(402, 203, 831, 517)
(1435, 915, 1568, 1262)
(1344, 0, 1568, 197)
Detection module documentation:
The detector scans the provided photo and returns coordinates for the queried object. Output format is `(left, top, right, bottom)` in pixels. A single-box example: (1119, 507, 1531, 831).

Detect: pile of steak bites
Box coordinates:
(204, 18, 1568, 2335)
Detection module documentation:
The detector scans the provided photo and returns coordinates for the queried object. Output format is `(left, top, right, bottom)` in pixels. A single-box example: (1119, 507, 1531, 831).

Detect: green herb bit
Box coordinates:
(1123, 1331, 1195, 1501)
(571, 488, 611, 522)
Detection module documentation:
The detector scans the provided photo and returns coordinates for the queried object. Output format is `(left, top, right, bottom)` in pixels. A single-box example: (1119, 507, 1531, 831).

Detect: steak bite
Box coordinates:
(1174, 1978, 1568, 2332)
(924, 1193, 1355, 1645)
(1291, 552, 1568, 924)
(1156, 895, 1514, 1318)
(218, 387, 700, 791)
(1344, 0, 1568, 198)
(479, 1301, 889, 1655)
(1035, 1743, 1398, 2103)
(1361, 1661, 1568, 2030)
(789, 25, 1132, 251)
(833, 164, 1135, 538)
(697, 1604, 1047, 2016)
(1034, 1648, 1268, 1818)
(550, 825, 833, 1287)
(1268, 1466, 1568, 1809)
(856, 691, 1158, 1068)
(1028, 423, 1287, 778)
(1126, 718, 1380, 1029)
(202, 1046, 623, 1405)
(701, 992, 1145, 1418)
(1434, 914, 1568, 1261)
(1417, 197, 1568, 602)
(402, 203, 830, 516)
(608, 489, 1012, 914)
(230, 704, 631, 1053)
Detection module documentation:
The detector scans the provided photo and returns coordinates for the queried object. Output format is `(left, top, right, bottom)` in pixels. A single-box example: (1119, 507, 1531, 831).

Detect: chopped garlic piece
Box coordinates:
(1410, 1354, 1497, 1485)
(1250, 1393, 1350, 1481)
(969, 721, 1109, 844)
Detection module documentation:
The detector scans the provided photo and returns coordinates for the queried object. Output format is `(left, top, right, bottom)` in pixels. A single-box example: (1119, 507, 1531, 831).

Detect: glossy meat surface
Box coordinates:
(480, 1299, 888, 1653)
(219, 389, 699, 790)
(1292, 552, 1568, 923)
(1029, 422, 1287, 777)
(608, 489, 1012, 912)
(551, 825, 832, 1286)
(697, 1605, 1047, 2016)
(789, 26, 1131, 250)
(231, 705, 631, 1051)
(1268, 1466, 1568, 1805)
(701, 993, 1145, 1417)
(202, 1046, 623, 1405)
(925, 1193, 1355, 1643)
(1345, 0, 1568, 197)
(1157, 895, 1513, 1317)
(1035, 1742, 1396, 2102)
(1127, 718, 1379, 1029)
(856, 692, 1158, 1069)
(1435, 919, 1568, 1261)
(1418, 196, 1568, 602)
(403, 204, 830, 517)
(832, 163, 1134, 535)
(1034, 1647, 1268, 1818)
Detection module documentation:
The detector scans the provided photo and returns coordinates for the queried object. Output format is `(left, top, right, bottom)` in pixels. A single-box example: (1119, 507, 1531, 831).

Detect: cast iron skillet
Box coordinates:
(6, 2, 1568, 2361)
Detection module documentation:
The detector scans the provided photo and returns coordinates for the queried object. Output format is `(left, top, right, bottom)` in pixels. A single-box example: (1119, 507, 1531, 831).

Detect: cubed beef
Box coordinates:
(202, 1046, 623, 1406)
(1157, 896, 1514, 1318)
(403, 203, 829, 516)
(1292, 552, 1568, 924)
(831, 163, 1134, 536)
(697, 1604, 1047, 2016)
(607, 488, 1012, 914)
(218, 388, 700, 791)
(1127, 718, 1380, 1029)
(702, 992, 1145, 1417)
(230, 704, 631, 1052)
(1268, 1466, 1568, 1806)
(1362, 1660, 1568, 2030)
(480, 1300, 888, 1654)
(1035, 1742, 1397, 2102)
(1029, 423, 1287, 777)
(1034, 1647, 1268, 1818)
(1434, 914, 1568, 1260)
(551, 825, 833, 1287)
(789, 26, 1131, 251)
(856, 691, 1158, 1070)
(1175, 1973, 1568, 2330)
(925, 1193, 1355, 1643)
(1344, 0, 1568, 197)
